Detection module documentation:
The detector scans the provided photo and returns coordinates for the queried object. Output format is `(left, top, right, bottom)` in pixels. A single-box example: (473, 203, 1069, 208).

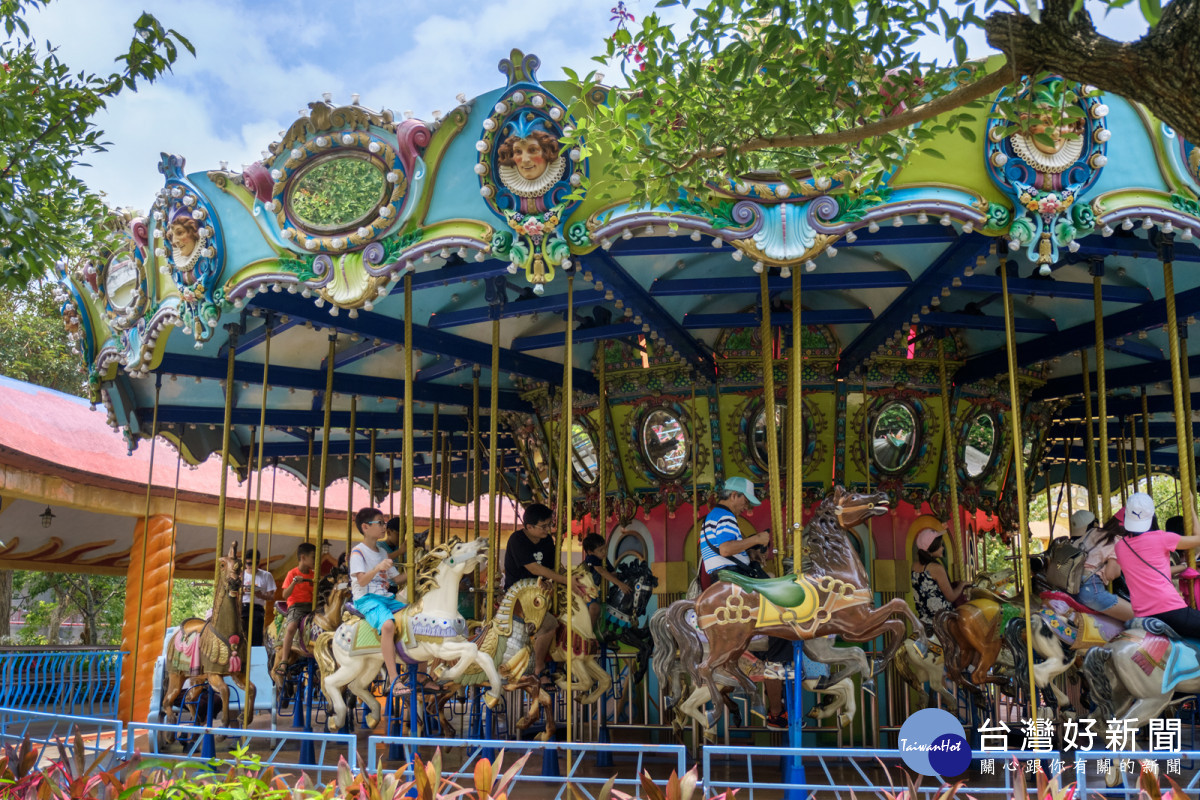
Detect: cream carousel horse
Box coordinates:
(312, 537, 498, 731)
(651, 597, 866, 739)
(424, 577, 554, 737)
(162, 543, 256, 734)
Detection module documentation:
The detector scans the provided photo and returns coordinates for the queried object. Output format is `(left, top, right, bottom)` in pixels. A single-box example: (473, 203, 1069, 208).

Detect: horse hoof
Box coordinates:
(484, 693, 502, 709)
(366, 714, 380, 729)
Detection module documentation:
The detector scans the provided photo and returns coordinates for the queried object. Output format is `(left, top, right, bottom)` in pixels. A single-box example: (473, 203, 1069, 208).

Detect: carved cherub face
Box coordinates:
(498, 129, 559, 183)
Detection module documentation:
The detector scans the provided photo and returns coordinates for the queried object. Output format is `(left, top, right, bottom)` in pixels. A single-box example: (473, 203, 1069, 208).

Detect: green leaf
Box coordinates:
(1139, 0, 1162, 25)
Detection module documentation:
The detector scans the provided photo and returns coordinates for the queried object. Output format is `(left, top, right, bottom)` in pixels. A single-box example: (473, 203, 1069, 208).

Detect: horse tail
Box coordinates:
(665, 600, 704, 681)
(1082, 645, 1116, 722)
(1003, 616, 1030, 697)
(312, 630, 337, 688)
(930, 609, 961, 685)
(649, 606, 681, 707)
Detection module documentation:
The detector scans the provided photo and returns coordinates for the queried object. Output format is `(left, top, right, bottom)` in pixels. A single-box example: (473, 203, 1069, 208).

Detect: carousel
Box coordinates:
(46, 46, 1200, 782)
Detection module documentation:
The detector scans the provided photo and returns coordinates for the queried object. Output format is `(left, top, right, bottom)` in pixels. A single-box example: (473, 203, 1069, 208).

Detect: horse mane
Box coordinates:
(799, 499, 867, 581)
(414, 538, 461, 595)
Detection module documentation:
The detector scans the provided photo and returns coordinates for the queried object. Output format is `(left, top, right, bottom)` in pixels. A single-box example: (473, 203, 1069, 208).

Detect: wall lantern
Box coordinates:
(40, 506, 55, 528)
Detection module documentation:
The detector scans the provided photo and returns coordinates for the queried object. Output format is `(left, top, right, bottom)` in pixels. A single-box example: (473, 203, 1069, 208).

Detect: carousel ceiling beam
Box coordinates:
(584, 252, 717, 381)
(427, 289, 606, 329)
(227, 317, 302, 357)
(681, 309, 874, 328)
(261, 434, 509, 458)
(607, 226, 954, 257)
(1044, 444, 1181, 467)
(332, 339, 388, 370)
(650, 272, 911, 297)
(1104, 339, 1164, 362)
(954, 275, 1152, 304)
(416, 359, 472, 382)
(249, 294, 598, 392)
(956, 284, 1200, 384)
(837, 233, 990, 378)
(1036, 352, 1200, 399)
(392, 259, 513, 294)
(147, 404, 481, 432)
(511, 322, 643, 352)
(1074, 238, 1200, 263)
(1059, 391, 1200, 418)
(154, 353, 533, 413)
(920, 311, 1056, 334)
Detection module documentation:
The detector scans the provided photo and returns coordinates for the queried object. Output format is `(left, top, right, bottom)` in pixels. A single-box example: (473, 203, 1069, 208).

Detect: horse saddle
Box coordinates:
(1122, 622, 1200, 694)
(718, 570, 809, 609)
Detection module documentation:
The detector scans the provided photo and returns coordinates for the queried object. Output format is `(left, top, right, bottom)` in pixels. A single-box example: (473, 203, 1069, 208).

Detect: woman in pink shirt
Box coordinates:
(1115, 493, 1200, 637)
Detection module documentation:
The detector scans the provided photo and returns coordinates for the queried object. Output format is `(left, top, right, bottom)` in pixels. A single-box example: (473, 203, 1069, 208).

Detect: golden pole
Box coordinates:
(562, 272, 575, 768)
(389, 454, 396, 520)
(1001, 261, 1039, 720)
(791, 273, 803, 574)
(347, 396, 357, 553)
(485, 316, 500, 618)
(759, 268, 784, 575)
(938, 335, 962, 577)
(127, 376, 160, 723)
(404, 276, 416, 603)
(1080, 351, 1098, 519)
(214, 328, 239, 580)
(431, 404, 440, 548)
(1142, 389, 1153, 487)
(441, 433, 451, 543)
(243, 326, 272, 720)
(473, 368, 482, 542)
(1117, 427, 1128, 507)
(598, 342, 608, 542)
(1163, 254, 1195, 556)
(1180, 328, 1196, 490)
(1045, 469, 1055, 537)
(240, 426, 255, 561)
(1094, 274, 1111, 517)
(314, 334, 337, 594)
(304, 430, 314, 543)
(369, 429, 378, 501)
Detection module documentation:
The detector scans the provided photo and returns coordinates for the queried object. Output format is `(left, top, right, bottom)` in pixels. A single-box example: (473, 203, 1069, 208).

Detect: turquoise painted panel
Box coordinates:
(189, 172, 278, 267)
(1089, 95, 1167, 197)
(423, 87, 505, 226)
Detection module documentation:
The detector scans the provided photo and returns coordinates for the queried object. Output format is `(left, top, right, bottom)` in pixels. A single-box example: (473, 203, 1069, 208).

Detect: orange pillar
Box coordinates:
(118, 514, 175, 723)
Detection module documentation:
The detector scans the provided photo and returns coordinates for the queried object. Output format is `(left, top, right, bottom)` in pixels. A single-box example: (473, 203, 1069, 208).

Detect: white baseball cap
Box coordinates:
(1069, 510, 1097, 538)
(1124, 492, 1156, 533)
(723, 476, 762, 506)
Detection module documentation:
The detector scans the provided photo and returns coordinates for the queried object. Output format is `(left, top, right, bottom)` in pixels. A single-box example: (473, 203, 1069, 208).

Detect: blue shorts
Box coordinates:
(355, 594, 406, 633)
(1078, 573, 1120, 613)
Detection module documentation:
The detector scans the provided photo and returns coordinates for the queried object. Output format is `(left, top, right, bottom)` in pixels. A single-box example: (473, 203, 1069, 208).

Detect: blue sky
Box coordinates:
(25, 0, 1150, 211)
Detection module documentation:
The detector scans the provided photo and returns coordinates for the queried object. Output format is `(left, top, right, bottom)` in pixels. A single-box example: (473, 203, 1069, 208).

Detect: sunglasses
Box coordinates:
(363, 520, 387, 528)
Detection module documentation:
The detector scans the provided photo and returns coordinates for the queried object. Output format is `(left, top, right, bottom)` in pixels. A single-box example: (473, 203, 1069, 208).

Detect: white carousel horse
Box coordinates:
(312, 537, 498, 731)
(550, 568, 612, 703)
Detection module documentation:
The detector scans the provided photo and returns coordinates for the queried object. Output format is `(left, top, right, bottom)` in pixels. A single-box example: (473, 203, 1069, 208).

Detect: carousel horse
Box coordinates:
(651, 595, 870, 740)
(162, 543, 256, 735)
(596, 557, 658, 686)
(688, 486, 925, 718)
(1001, 615, 1077, 715)
(423, 577, 553, 738)
(312, 537, 499, 731)
(267, 575, 350, 690)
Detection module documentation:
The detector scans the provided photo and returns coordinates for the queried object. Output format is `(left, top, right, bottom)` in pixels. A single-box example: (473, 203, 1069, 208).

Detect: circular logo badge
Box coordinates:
(898, 708, 972, 778)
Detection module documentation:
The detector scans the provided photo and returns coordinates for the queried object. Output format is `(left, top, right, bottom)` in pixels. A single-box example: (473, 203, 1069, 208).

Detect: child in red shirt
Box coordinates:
(276, 542, 316, 673)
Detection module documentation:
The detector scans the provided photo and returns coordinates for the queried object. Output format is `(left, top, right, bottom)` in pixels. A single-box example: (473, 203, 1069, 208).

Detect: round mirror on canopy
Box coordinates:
(286, 154, 390, 234)
(962, 413, 998, 479)
(639, 406, 690, 480)
(870, 400, 920, 474)
(570, 420, 600, 487)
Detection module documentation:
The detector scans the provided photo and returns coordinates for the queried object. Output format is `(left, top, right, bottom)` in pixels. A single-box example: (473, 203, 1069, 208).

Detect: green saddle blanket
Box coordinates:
(717, 570, 809, 609)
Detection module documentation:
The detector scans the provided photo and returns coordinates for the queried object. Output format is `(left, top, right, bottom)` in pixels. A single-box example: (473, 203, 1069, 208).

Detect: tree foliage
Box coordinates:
(0, 0, 193, 289)
(12, 571, 124, 645)
(570, 0, 1194, 209)
(0, 276, 85, 395)
(169, 578, 214, 626)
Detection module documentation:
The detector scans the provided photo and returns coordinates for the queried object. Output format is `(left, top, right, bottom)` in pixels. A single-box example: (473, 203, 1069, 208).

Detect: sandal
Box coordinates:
(390, 679, 411, 697)
(273, 663, 288, 677)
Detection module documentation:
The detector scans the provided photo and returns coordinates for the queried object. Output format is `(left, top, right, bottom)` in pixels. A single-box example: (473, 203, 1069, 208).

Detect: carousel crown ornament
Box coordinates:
(476, 50, 590, 294)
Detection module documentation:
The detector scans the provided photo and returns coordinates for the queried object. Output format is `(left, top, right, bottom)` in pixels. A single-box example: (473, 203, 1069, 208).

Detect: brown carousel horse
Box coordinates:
(692, 486, 927, 714)
(265, 568, 352, 688)
(162, 543, 257, 735)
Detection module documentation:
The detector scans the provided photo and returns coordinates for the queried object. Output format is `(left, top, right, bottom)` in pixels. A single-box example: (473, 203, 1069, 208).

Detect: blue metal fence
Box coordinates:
(0, 649, 123, 717)
(0, 706, 124, 764)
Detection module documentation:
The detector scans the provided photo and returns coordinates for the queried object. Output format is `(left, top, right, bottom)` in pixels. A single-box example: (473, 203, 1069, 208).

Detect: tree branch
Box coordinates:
(674, 66, 1014, 170)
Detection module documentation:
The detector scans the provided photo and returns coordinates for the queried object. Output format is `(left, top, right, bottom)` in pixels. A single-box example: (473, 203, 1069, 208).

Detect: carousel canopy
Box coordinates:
(52, 50, 1200, 507)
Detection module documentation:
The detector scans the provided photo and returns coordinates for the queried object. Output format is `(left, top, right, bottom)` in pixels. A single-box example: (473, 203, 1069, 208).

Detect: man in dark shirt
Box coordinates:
(503, 503, 566, 687)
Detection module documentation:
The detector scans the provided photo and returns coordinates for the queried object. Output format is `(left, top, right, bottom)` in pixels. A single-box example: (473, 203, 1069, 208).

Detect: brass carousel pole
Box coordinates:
(305, 430, 314, 543)
(389, 453, 396, 520)
(1117, 427, 1128, 507)
(562, 272, 575, 768)
(347, 397, 357, 555)
(598, 342, 608, 543)
(214, 328, 239, 579)
(485, 315, 500, 618)
(1001, 259, 1039, 720)
(759, 267, 784, 575)
(369, 429, 378, 502)
(938, 335, 963, 578)
(1162, 244, 1195, 558)
(314, 334, 337, 594)
(441, 434, 451, 542)
(127, 375, 161, 723)
(472, 368, 482, 542)
(244, 326, 272, 727)
(404, 276, 416, 603)
(1142, 389, 1153, 488)
(691, 385, 700, 566)
(1080, 351, 1098, 519)
(164, 429, 184, 625)
(1180, 326, 1196, 491)
(791, 272, 803, 573)
(431, 404, 440, 548)
(240, 427, 256, 564)
(1093, 272, 1112, 517)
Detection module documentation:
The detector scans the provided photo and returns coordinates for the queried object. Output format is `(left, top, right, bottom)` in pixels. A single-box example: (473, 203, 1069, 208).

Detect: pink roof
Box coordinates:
(0, 376, 517, 524)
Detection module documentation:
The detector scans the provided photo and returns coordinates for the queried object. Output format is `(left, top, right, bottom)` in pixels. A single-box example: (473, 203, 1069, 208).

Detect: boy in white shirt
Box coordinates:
(348, 507, 409, 696)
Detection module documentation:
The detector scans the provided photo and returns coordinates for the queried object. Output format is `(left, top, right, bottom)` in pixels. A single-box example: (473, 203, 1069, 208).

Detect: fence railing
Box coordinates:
(0, 706, 123, 764)
(0, 649, 123, 717)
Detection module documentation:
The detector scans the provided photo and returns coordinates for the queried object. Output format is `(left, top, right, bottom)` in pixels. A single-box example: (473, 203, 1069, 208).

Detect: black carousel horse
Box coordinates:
(598, 558, 658, 685)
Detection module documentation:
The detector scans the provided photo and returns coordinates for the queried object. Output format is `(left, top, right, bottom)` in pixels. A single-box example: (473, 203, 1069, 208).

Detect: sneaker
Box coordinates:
(766, 712, 789, 729)
(762, 662, 793, 680)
